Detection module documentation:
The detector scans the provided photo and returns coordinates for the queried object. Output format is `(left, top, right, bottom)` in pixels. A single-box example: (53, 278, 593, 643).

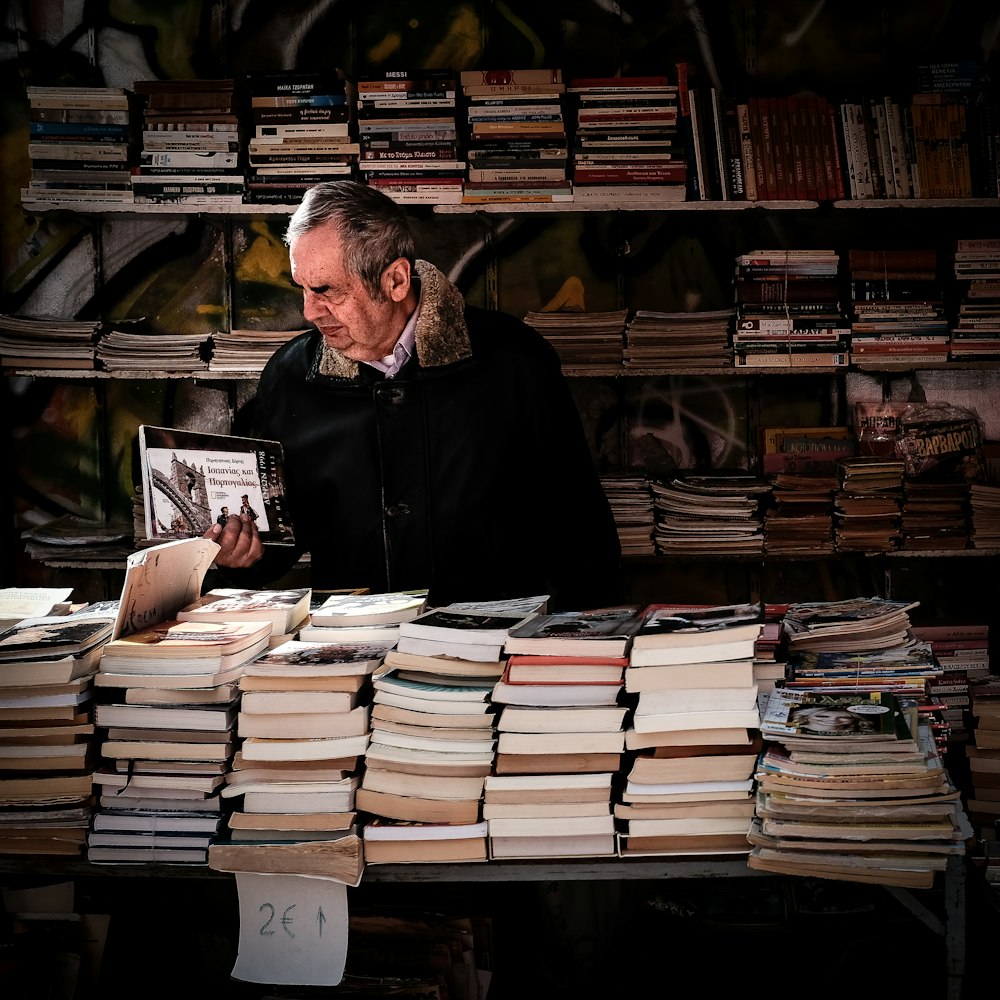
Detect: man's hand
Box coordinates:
(203, 513, 264, 568)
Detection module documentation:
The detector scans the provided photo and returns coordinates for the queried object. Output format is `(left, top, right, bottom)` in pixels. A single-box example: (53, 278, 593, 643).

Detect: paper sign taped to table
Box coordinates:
(231, 872, 349, 985)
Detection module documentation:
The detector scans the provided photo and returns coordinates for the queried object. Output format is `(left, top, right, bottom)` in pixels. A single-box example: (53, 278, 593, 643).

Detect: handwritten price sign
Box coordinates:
(231, 872, 349, 985)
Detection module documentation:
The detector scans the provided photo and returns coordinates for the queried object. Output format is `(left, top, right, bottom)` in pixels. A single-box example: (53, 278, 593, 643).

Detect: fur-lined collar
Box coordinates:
(315, 259, 472, 379)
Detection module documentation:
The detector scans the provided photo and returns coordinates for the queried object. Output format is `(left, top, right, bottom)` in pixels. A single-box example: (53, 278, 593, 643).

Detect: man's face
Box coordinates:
(289, 221, 405, 362)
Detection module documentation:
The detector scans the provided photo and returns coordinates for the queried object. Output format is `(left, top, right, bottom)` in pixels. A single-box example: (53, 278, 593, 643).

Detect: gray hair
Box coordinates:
(283, 181, 416, 300)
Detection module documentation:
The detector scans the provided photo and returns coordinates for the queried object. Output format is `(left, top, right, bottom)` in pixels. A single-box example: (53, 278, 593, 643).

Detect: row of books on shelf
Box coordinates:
(0, 567, 991, 886)
(20, 64, 1000, 208)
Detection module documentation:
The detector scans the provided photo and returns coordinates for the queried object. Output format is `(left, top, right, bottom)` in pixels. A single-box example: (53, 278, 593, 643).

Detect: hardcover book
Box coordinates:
(138, 424, 295, 545)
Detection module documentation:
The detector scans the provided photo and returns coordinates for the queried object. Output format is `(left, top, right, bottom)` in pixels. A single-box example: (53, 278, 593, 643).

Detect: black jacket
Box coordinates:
(238, 261, 622, 611)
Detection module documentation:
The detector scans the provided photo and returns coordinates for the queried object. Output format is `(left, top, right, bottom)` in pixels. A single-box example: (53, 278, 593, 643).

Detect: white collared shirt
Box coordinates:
(366, 281, 421, 379)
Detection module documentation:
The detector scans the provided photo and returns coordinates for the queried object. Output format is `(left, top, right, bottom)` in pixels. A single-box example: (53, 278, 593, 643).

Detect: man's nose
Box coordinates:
(303, 290, 327, 321)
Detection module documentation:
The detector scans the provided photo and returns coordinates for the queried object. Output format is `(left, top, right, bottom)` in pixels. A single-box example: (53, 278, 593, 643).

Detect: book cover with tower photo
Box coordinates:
(137, 425, 295, 545)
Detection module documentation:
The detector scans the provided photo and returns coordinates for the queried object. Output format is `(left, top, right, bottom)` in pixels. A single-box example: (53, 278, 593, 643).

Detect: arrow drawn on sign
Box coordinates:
(317, 906, 326, 936)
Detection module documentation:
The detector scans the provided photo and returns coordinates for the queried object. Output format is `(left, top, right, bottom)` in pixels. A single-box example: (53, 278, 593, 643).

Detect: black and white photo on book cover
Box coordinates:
(138, 425, 295, 545)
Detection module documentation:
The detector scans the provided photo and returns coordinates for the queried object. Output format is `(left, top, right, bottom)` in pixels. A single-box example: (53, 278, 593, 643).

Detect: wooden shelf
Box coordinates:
(20, 197, 1000, 217)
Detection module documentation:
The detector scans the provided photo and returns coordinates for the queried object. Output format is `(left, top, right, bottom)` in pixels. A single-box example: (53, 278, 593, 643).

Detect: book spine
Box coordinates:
(736, 102, 758, 202)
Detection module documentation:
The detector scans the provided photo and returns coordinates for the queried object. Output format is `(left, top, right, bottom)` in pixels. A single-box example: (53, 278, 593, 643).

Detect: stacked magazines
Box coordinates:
(749, 686, 972, 889)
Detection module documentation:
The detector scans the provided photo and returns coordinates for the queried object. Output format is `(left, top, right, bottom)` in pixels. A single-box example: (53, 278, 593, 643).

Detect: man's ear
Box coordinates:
(384, 258, 412, 302)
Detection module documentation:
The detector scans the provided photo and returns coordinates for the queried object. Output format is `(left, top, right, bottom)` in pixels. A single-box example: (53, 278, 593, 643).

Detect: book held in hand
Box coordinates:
(137, 424, 295, 545)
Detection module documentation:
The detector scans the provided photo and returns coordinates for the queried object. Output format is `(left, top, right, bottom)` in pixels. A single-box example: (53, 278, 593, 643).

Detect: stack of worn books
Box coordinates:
(750, 686, 972, 888)
(619, 602, 763, 856)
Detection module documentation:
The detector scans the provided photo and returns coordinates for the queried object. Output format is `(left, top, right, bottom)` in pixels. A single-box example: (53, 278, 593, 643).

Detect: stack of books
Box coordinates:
(764, 473, 838, 555)
(358, 660, 497, 836)
(834, 456, 906, 551)
(600, 472, 655, 557)
(299, 588, 426, 647)
(781, 641, 943, 700)
(0, 607, 114, 856)
(969, 481, 1000, 547)
(175, 586, 312, 648)
(460, 69, 571, 204)
(90, 613, 274, 863)
(848, 249, 950, 365)
(899, 478, 970, 550)
(485, 605, 643, 858)
(522, 308, 627, 367)
(0, 314, 100, 371)
(207, 327, 309, 373)
(965, 676, 1000, 833)
(131, 79, 243, 206)
(214, 636, 392, 857)
(360, 645, 504, 862)
(357, 69, 463, 205)
(567, 75, 685, 204)
(750, 686, 972, 889)
(650, 473, 769, 556)
(95, 324, 210, 374)
(780, 596, 920, 655)
(623, 308, 734, 368)
(23, 85, 136, 206)
(395, 596, 546, 663)
(619, 603, 763, 856)
(732, 249, 847, 368)
(950, 238, 1000, 359)
(245, 70, 355, 205)
(752, 621, 788, 695)
(20, 514, 133, 567)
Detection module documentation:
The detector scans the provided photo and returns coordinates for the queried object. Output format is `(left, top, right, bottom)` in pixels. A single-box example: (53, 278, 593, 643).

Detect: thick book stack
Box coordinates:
(95, 325, 210, 374)
(0, 606, 114, 857)
(650, 473, 769, 556)
(750, 686, 972, 889)
(950, 238, 1000, 359)
(965, 677, 1000, 833)
(20, 514, 133, 567)
(619, 603, 763, 856)
(521, 308, 627, 367)
(848, 248, 949, 365)
(0, 314, 100, 371)
(600, 472, 655, 557)
(969, 480, 1000, 547)
(781, 641, 943, 701)
(207, 327, 309, 373)
(732, 249, 848, 368)
(567, 75, 685, 205)
(356, 69, 463, 205)
(764, 472, 838, 555)
(623, 308, 735, 368)
(898, 477, 970, 550)
(131, 79, 244, 206)
(90, 615, 274, 863)
(916, 622, 991, 745)
(459, 69, 571, 204)
(358, 663, 498, 838)
(214, 636, 392, 858)
(245, 71, 356, 205)
(834, 457, 906, 551)
(23, 86, 136, 206)
(486, 605, 643, 858)
(132, 76, 240, 191)
(359, 645, 505, 861)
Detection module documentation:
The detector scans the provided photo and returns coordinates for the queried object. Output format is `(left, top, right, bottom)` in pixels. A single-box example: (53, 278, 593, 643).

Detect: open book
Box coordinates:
(138, 424, 295, 545)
